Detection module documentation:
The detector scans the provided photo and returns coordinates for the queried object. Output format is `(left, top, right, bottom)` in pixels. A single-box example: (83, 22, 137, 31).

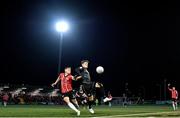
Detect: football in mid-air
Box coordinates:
(96, 66, 104, 74)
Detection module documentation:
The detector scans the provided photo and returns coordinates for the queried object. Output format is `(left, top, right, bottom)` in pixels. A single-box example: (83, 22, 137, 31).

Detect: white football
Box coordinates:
(96, 66, 104, 74)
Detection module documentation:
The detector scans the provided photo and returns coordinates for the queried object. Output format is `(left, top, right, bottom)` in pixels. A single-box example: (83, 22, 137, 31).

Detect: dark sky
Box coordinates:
(1, 0, 179, 99)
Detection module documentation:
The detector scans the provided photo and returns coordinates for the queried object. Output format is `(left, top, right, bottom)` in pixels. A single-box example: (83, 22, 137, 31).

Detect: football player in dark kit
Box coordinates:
(75, 60, 95, 114)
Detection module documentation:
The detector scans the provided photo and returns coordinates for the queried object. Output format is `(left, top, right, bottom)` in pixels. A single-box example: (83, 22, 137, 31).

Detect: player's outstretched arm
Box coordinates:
(75, 76, 82, 80)
(51, 77, 60, 87)
(168, 84, 172, 91)
(74, 67, 83, 80)
(72, 75, 82, 81)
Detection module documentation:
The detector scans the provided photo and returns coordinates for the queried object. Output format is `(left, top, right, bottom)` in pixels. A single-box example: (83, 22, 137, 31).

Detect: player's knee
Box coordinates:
(63, 97, 70, 103)
(71, 99, 77, 103)
(89, 95, 94, 101)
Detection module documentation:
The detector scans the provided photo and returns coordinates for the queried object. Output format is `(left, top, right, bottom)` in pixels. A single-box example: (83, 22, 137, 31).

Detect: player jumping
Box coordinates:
(168, 84, 178, 111)
(75, 60, 95, 114)
(51, 67, 80, 116)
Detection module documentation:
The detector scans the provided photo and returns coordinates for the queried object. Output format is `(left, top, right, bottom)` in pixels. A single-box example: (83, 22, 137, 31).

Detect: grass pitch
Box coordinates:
(0, 105, 179, 117)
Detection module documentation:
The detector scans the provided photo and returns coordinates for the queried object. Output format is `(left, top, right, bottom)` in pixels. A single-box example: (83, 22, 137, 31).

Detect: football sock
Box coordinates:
(88, 101, 93, 109)
(173, 103, 176, 110)
(68, 102, 79, 113)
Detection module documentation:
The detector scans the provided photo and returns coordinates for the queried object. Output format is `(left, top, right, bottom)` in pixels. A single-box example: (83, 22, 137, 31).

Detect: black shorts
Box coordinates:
(172, 98, 177, 102)
(82, 83, 94, 97)
(61, 91, 76, 99)
(3, 100, 8, 102)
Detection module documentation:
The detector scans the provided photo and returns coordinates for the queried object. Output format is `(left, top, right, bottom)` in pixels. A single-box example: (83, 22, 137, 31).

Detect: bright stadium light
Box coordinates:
(55, 21, 69, 33)
(54, 20, 70, 74)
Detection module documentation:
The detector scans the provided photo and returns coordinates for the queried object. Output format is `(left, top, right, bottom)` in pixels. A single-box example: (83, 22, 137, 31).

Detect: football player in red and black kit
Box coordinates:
(168, 84, 178, 111)
(51, 67, 80, 116)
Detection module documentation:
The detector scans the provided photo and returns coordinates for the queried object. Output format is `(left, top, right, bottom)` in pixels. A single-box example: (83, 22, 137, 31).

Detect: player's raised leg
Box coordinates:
(104, 91, 112, 103)
(95, 82, 112, 103)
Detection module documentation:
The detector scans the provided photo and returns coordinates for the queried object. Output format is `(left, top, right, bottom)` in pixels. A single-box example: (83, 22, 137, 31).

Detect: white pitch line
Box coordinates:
(94, 111, 178, 117)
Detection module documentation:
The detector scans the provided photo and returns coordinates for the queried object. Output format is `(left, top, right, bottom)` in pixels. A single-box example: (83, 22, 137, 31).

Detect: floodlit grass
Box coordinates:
(0, 105, 179, 117)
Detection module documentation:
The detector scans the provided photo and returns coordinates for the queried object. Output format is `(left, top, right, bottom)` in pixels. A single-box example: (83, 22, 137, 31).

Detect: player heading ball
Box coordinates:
(75, 60, 95, 114)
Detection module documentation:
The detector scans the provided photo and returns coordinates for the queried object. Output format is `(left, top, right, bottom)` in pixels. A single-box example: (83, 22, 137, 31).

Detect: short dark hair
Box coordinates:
(81, 60, 89, 64)
(64, 67, 71, 70)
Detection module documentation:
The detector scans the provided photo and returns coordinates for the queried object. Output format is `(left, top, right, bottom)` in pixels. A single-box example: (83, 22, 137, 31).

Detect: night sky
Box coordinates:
(1, 0, 179, 99)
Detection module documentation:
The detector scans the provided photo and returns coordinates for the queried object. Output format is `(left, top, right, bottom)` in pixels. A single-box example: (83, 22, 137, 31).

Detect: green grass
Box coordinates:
(0, 105, 179, 117)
